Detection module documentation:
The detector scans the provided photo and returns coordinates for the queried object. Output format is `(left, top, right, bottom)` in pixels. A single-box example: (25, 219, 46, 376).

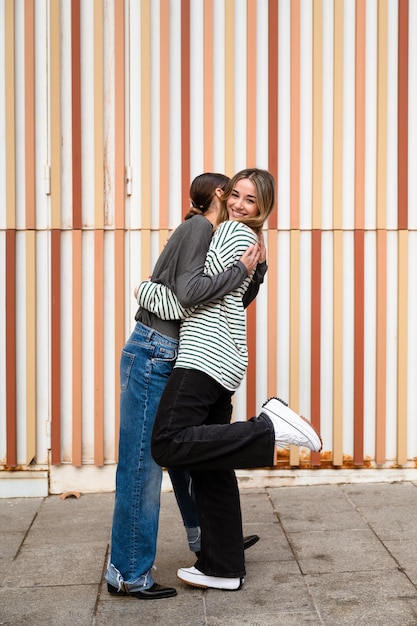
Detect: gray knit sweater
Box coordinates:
(135, 215, 265, 338)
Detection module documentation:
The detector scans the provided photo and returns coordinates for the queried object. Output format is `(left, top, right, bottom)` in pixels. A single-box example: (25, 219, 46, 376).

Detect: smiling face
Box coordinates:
(226, 178, 260, 221)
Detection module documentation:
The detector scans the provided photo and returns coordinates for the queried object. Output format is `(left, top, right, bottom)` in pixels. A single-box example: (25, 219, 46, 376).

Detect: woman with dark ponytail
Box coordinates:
(105, 173, 264, 600)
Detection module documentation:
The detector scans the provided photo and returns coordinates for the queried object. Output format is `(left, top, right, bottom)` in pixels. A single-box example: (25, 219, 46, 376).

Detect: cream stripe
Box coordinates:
(375, 229, 387, 463)
(385, 232, 397, 460)
(50, 0, 61, 228)
(72, 231, 82, 466)
(312, 0, 322, 229)
(355, 0, 365, 229)
(245, 0, 257, 414)
(376, 0, 388, 229)
(246, 0, 257, 166)
(333, 230, 343, 466)
(321, 0, 333, 229)
(5, 0, 15, 228)
(114, 230, 125, 460)
(408, 233, 417, 450)
(25, 0, 35, 229)
(364, 0, 377, 229)
(299, 0, 312, 229)
(141, 0, 151, 229)
(160, 0, 170, 229)
(397, 230, 408, 464)
(409, 1, 417, 230)
(277, 231, 290, 403)
(94, 230, 104, 465)
(290, 0, 300, 230)
(363, 231, 376, 458)
(114, 0, 125, 229)
(26, 231, 36, 463)
(289, 230, 300, 466)
(204, 0, 214, 170)
(224, 0, 234, 175)
(267, 229, 278, 400)
(277, 0, 290, 231)
(94, 0, 104, 228)
(332, 0, 343, 230)
(141, 229, 152, 286)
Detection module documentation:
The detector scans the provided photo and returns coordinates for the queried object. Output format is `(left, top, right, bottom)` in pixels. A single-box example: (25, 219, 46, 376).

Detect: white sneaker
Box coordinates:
(177, 566, 243, 591)
(260, 397, 322, 452)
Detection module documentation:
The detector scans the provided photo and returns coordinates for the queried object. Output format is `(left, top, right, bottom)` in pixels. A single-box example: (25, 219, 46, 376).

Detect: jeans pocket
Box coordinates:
(153, 344, 177, 362)
(120, 349, 135, 391)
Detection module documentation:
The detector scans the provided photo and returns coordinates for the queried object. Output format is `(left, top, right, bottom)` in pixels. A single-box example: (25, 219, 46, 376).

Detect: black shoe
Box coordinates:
(107, 582, 177, 600)
(243, 534, 260, 550)
(195, 534, 260, 558)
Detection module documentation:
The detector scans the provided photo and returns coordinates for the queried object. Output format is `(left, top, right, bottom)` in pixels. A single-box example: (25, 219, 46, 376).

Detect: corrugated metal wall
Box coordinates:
(1, 0, 417, 494)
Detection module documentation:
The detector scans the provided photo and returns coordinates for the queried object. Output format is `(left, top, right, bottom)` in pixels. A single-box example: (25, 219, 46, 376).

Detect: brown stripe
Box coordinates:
(375, 230, 387, 464)
(71, 0, 82, 229)
(397, 230, 408, 464)
(268, 0, 278, 229)
(72, 231, 82, 466)
(5, 230, 17, 466)
(51, 230, 61, 464)
(353, 230, 364, 465)
(181, 0, 191, 216)
(310, 230, 321, 466)
(94, 231, 104, 466)
(25, 0, 36, 229)
(115, 0, 125, 229)
(397, 0, 408, 230)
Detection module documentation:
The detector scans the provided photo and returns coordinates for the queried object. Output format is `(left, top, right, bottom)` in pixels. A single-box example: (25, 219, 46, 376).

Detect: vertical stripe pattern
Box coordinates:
(0, 1, 417, 478)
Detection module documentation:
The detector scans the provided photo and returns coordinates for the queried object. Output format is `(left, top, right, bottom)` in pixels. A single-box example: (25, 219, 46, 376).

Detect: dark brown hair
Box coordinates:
(184, 172, 230, 220)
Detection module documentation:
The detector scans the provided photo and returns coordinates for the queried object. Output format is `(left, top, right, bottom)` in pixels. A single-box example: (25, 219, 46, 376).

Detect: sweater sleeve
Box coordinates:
(242, 261, 268, 308)
(136, 280, 191, 320)
(152, 216, 248, 308)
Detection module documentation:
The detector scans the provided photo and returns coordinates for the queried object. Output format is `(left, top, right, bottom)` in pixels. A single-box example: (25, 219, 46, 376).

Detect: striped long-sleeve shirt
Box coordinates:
(137, 219, 258, 391)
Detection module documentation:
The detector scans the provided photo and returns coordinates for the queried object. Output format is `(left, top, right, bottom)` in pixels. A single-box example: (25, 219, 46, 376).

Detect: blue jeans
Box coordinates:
(167, 467, 201, 552)
(105, 322, 178, 591)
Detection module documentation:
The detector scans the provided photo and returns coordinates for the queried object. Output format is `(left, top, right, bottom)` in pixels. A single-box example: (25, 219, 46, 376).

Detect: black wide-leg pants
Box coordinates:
(152, 368, 276, 578)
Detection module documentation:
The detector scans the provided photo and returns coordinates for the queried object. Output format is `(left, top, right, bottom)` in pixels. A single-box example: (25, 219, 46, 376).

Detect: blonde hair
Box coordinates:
(217, 168, 275, 232)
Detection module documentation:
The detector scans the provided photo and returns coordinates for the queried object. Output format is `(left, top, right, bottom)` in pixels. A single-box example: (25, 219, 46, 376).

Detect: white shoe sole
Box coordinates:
(177, 567, 243, 591)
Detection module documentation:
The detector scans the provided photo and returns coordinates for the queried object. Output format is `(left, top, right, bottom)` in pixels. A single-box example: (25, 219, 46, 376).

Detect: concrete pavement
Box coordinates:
(2, 480, 417, 625)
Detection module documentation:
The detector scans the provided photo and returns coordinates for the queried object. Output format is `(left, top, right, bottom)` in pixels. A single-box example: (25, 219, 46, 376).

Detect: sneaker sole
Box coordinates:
(177, 573, 243, 591)
(262, 397, 323, 452)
